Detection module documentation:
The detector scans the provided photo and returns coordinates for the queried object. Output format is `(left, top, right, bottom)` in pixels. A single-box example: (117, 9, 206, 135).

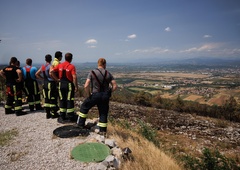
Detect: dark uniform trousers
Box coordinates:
(5, 83, 23, 114)
(42, 80, 58, 115)
(77, 92, 110, 132)
(58, 80, 75, 119)
(24, 79, 41, 110)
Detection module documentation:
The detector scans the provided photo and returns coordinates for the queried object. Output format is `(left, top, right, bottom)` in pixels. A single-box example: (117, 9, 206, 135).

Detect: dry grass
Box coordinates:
(0, 128, 18, 146)
(107, 124, 183, 170)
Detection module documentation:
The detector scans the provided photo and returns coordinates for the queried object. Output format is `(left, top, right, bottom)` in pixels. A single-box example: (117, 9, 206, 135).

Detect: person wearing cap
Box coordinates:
(76, 58, 117, 136)
(0, 57, 27, 116)
(50, 52, 78, 123)
(36, 54, 59, 119)
(22, 58, 43, 111)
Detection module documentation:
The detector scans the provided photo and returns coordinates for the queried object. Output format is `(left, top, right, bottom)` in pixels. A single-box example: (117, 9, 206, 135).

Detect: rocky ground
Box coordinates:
(108, 102, 240, 161)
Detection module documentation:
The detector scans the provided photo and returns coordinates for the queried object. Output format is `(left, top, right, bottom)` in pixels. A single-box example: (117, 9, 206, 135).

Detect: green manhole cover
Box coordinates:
(71, 142, 110, 162)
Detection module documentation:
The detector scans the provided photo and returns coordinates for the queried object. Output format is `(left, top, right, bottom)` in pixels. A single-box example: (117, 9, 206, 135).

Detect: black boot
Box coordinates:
(57, 112, 66, 123)
(51, 112, 59, 119)
(29, 105, 34, 111)
(36, 104, 44, 111)
(16, 110, 28, 116)
(51, 107, 59, 119)
(67, 112, 78, 122)
(5, 108, 15, 114)
(76, 116, 86, 128)
(99, 127, 107, 133)
(46, 108, 51, 119)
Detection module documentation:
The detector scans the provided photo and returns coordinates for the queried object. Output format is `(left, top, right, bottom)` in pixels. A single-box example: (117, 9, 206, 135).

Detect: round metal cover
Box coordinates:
(53, 125, 89, 138)
(71, 142, 110, 162)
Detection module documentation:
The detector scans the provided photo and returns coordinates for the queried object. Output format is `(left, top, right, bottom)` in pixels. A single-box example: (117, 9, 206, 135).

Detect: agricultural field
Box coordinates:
(112, 69, 240, 106)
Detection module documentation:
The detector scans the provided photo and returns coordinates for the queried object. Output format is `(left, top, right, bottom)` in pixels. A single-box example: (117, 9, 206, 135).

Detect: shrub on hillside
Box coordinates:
(134, 91, 152, 107)
(182, 148, 240, 170)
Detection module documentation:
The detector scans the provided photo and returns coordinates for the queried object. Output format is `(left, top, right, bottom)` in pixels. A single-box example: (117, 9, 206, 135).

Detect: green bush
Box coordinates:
(182, 148, 240, 170)
(134, 91, 152, 107)
(138, 120, 160, 147)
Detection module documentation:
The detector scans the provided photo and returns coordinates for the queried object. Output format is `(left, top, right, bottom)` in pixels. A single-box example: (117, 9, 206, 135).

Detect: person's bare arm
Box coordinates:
(16, 69, 22, 82)
(49, 68, 59, 82)
(0, 70, 6, 79)
(110, 80, 117, 92)
(84, 79, 91, 97)
(35, 68, 43, 80)
(73, 74, 78, 92)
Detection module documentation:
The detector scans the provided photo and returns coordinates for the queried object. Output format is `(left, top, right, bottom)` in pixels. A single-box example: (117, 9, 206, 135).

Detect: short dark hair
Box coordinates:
(55, 51, 62, 59)
(16, 60, 20, 67)
(9, 57, 18, 65)
(65, 53, 73, 62)
(26, 58, 32, 65)
(45, 54, 52, 62)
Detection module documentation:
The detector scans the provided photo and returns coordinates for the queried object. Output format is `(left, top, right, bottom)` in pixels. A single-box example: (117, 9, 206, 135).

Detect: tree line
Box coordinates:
(111, 88, 240, 123)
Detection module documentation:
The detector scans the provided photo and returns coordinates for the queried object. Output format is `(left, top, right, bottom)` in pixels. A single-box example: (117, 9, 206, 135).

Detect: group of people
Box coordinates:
(0, 52, 117, 134)
(0, 57, 44, 116)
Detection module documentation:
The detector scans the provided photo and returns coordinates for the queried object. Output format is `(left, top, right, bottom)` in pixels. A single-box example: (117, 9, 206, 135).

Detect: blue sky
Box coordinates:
(0, 0, 240, 64)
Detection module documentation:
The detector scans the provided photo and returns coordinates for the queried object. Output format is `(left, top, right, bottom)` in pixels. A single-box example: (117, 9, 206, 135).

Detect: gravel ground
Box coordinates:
(0, 106, 96, 170)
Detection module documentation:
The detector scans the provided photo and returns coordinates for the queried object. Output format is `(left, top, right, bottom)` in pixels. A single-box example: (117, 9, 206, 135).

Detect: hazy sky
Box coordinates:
(0, 0, 240, 64)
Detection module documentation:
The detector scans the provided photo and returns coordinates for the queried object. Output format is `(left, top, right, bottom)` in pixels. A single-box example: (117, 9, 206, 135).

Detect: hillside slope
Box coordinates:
(107, 101, 240, 164)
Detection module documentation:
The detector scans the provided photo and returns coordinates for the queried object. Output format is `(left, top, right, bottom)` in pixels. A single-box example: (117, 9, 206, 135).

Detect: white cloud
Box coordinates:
(181, 43, 222, 53)
(85, 39, 97, 44)
(131, 47, 170, 54)
(222, 48, 240, 55)
(203, 35, 212, 38)
(127, 34, 137, 39)
(164, 27, 171, 32)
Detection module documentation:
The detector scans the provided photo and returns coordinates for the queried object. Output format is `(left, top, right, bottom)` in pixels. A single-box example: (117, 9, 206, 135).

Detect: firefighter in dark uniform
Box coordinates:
(76, 58, 117, 135)
(0, 57, 27, 116)
(22, 58, 43, 111)
(35, 54, 59, 119)
(50, 53, 78, 123)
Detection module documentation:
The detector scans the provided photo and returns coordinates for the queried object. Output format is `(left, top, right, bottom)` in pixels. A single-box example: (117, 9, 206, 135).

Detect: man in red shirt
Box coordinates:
(50, 53, 78, 123)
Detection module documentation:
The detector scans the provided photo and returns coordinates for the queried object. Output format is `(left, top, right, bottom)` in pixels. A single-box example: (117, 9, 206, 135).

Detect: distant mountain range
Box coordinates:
(177, 57, 240, 65)
(1, 57, 240, 68)
(134, 57, 240, 66)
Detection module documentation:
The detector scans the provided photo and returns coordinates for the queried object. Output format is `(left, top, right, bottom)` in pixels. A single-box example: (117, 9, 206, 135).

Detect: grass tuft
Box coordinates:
(0, 129, 18, 146)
